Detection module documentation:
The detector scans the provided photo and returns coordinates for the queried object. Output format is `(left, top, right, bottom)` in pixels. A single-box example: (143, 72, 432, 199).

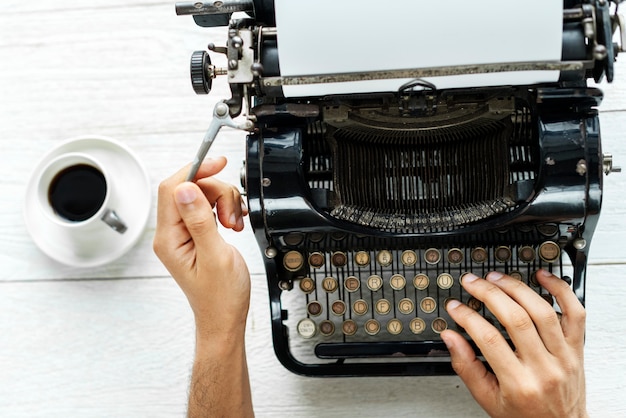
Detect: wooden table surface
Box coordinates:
(1, 1, 625, 417)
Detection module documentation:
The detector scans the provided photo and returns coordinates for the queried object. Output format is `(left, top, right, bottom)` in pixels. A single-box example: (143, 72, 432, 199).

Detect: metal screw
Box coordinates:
(265, 247, 278, 258)
(262, 177, 271, 187)
(573, 238, 587, 250)
(576, 159, 587, 176)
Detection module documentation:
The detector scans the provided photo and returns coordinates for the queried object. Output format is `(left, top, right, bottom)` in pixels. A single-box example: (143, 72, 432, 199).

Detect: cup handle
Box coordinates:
(101, 209, 128, 234)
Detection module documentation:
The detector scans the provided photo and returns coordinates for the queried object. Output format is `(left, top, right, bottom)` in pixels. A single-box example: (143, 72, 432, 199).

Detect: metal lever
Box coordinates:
(186, 102, 254, 181)
(618, 13, 626, 52)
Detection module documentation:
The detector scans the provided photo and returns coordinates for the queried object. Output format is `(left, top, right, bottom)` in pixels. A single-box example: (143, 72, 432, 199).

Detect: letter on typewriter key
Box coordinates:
(331, 251, 347, 267)
(424, 248, 442, 265)
(307, 301, 323, 317)
(376, 250, 393, 267)
(308, 252, 325, 269)
(319, 320, 335, 336)
(387, 319, 403, 335)
(518, 245, 536, 263)
(538, 241, 561, 263)
(375, 299, 391, 315)
(299, 277, 315, 294)
(447, 248, 464, 265)
(398, 298, 415, 315)
(283, 250, 304, 272)
(431, 318, 448, 333)
(352, 299, 369, 316)
(413, 273, 430, 291)
(471, 247, 488, 264)
(342, 319, 357, 336)
(354, 251, 370, 267)
(343, 276, 360, 292)
(495, 246, 512, 263)
(367, 275, 383, 292)
(409, 318, 426, 334)
(509, 271, 523, 281)
(331, 300, 347, 316)
(297, 318, 317, 339)
(420, 297, 437, 314)
(321, 277, 339, 293)
(437, 273, 454, 290)
(364, 319, 381, 336)
(467, 297, 483, 311)
(401, 250, 417, 266)
(390, 274, 406, 291)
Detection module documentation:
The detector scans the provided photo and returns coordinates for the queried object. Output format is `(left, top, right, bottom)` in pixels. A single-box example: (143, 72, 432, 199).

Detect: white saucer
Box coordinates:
(24, 136, 152, 268)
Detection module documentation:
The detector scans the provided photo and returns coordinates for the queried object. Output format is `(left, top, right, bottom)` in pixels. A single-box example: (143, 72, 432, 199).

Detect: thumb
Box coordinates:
(174, 182, 220, 252)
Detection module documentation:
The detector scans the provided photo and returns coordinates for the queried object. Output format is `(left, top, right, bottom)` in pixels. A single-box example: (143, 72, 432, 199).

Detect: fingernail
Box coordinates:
(441, 334, 454, 350)
(461, 273, 478, 285)
(445, 299, 462, 311)
(229, 213, 237, 226)
(486, 271, 504, 282)
(175, 184, 197, 205)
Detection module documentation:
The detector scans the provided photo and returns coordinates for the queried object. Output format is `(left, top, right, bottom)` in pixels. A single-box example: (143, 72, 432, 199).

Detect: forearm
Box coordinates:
(188, 331, 254, 418)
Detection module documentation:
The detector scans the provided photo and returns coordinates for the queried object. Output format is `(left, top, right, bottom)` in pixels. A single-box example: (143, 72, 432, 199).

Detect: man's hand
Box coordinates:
(441, 270, 587, 418)
(153, 157, 253, 417)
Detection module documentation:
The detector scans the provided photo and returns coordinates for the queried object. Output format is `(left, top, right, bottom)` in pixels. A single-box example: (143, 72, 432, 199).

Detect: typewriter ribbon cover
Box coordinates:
(176, 0, 624, 376)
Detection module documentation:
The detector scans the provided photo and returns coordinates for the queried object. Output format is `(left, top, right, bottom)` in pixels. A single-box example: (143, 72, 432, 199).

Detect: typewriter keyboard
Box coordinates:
(279, 242, 570, 361)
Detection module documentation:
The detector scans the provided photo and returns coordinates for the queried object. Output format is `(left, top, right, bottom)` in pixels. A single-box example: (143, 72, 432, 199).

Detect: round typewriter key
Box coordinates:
(331, 251, 347, 267)
(307, 301, 323, 317)
(447, 248, 464, 265)
(413, 273, 430, 291)
(436, 273, 454, 290)
(390, 274, 406, 291)
(398, 298, 414, 315)
(283, 250, 304, 272)
(401, 250, 417, 266)
(375, 298, 391, 315)
(538, 241, 561, 263)
(367, 274, 383, 292)
(331, 232, 347, 241)
(308, 232, 325, 243)
(420, 297, 437, 314)
(283, 232, 304, 246)
(431, 317, 448, 333)
(409, 318, 426, 334)
(308, 252, 325, 268)
(319, 320, 335, 336)
(331, 300, 346, 316)
(364, 319, 381, 336)
(354, 251, 371, 267)
(321, 277, 338, 293)
(424, 248, 441, 265)
(342, 319, 357, 336)
(509, 271, 523, 281)
(299, 277, 315, 294)
(537, 223, 559, 237)
(529, 271, 540, 287)
(467, 297, 483, 311)
(518, 246, 536, 263)
(296, 318, 317, 339)
(376, 250, 393, 267)
(495, 246, 512, 263)
(352, 299, 369, 316)
(344, 276, 360, 292)
(471, 247, 488, 264)
(387, 318, 403, 335)
(541, 293, 555, 306)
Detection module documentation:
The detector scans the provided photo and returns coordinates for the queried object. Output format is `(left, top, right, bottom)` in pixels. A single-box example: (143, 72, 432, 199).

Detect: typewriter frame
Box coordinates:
(176, 0, 623, 376)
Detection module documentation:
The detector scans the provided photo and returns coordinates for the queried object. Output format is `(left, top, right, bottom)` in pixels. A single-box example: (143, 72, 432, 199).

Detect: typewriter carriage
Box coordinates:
(176, 0, 623, 376)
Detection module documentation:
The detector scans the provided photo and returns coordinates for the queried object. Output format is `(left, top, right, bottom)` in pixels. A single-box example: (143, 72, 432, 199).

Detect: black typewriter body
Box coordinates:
(176, 0, 624, 376)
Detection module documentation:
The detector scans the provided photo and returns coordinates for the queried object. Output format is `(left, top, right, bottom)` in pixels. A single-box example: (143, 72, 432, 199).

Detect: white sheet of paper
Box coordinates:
(274, 0, 563, 97)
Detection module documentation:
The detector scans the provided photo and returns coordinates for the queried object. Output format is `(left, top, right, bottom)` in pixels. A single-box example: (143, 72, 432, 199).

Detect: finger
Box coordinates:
(535, 269, 586, 350)
(445, 294, 520, 378)
(484, 271, 566, 356)
(461, 273, 546, 360)
(174, 182, 223, 257)
(196, 177, 247, 231)
(441, 327, 500, 413)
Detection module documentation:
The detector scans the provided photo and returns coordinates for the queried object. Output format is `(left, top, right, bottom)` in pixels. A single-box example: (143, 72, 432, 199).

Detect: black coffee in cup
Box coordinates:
(48, 164, 107, 222)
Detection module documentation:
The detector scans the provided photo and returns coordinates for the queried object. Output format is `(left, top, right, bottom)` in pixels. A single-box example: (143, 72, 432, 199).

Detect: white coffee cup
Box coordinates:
(36, 152, 127, 235)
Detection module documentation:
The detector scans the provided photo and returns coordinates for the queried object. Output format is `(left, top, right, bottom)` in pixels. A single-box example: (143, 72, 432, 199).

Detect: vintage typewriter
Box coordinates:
(176, 0, 624, 376)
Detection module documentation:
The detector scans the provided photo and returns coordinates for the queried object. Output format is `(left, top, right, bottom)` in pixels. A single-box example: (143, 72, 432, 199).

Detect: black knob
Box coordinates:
(190, 50, 212, 95)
